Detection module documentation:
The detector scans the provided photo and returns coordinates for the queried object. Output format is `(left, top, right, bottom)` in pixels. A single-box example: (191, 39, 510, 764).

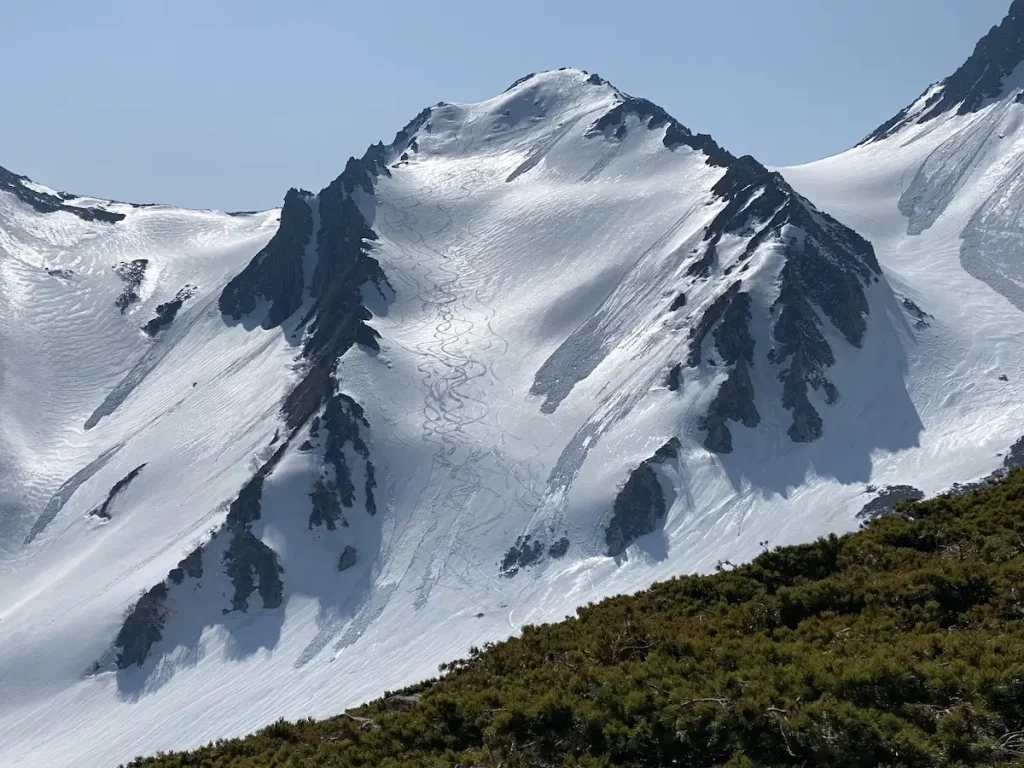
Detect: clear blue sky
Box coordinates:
(0, 0, 1010, 211)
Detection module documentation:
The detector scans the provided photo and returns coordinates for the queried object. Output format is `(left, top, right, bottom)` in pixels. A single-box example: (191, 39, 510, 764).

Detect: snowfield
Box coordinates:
(1, 63, 1024, 768)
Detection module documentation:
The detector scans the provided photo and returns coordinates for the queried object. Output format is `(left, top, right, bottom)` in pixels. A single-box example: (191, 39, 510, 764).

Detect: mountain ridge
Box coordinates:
(863, 0, 1024, 143)
(0, 52, 1017, 768)
(91, 67, 905, 688)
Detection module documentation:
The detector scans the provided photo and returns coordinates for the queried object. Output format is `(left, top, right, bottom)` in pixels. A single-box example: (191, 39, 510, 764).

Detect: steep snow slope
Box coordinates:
(0, 172, 289, 765)
(0, 68, 974, 768)
(0, 176, 281, 550)
(782, 0, 1024, 500)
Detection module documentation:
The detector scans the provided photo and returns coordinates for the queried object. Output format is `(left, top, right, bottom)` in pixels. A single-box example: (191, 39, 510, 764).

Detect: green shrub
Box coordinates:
(127, 469, 1024, 767)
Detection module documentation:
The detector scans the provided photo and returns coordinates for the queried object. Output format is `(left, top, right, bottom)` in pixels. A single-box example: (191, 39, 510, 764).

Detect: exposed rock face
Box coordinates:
(219, 188, 313, 329)
(548, 537, 570, 559)
(687, 284, 759, 453)
(665, 363, 683, 392)
(222, 114, 423, 432)
(504, 72, 538, 92)
(114, 583, 169, 669)
(500, 535, 545, 577)
(309, 481, 345, 532)
(221, 441, 291, 613)
(105, 108, 431, 669)
(89, 464, 146, 520)
(533, 87, 881, 448)
(223, 528, 284, 613)
(107, 438, 290, 668)
(321, 392, 371, 511)
(337, 545, 358, 572)
(699, 359, 759, 454)
(0, 164, 125, 223)
(921, 436, 1024, 499)
(113, 259, 149, 313)
(863, 0, 1024, 142)
(141, 285, 197, 336)
(858, 485, 925, 520)
(688, 282, 744, 367)
(302, 166, 389, 367)
(309, 389, 376, 530)
(500, 533, 572, 577)
(686, 156, 879, 449)
(605, 439, 680, 557)
(168, 547, 203, 586)
(901, 297, 932, 329)
(586, 96, 734, 167)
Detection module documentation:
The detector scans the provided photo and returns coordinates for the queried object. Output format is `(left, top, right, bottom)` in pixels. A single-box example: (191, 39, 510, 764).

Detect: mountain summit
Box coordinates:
(0, 66, 978, 768)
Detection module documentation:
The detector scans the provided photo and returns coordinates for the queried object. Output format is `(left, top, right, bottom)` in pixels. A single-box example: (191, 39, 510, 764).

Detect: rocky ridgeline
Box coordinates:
(0, 164, 125, 223)
(863, 0, 1024, 142)
(680, 156, 880, 452)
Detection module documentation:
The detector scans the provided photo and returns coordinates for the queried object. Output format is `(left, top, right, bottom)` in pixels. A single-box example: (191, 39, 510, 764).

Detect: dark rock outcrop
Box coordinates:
(337, 545, 358, 572)
(691, 156, 879, 446)
(222, 115, 421, 432)
(902, 297, 932, 329)
(534, 85, 880, 446)
(504, 72, 537, 91)
(587, 96, 734, 167)
(501, 533, 572, 576)
(309, 480, 346, 532)
(168, 546, 203, 586)
(223, 529, 284, 613)
(105, 104, 431, 669)
(89, 464, 146, 520)
(712, 290, 755, 367)
(142, 285, 197, 336)
(863, 0, 1024, 143)
(113, 259, 149, 313)
(605, 438, 680, 557)
(688, 283, 760, 452)
(107, 437, 294, 668)
(219, 188, 313, 328)
(665, 363, 683, 392)
(687, 282, 743, 367)
(321, 392, 370, 511)
(548, 537, 570, 558)
(699, 359, 759, 454)
(858, 485, 925, 520)
(216, 439, 291, 614)
(114, 583, 169, 669)
(939, 437, 1024, 498)
(500, 536, 545, 577)
(0, 164, 125, 223)
(309, 390, 376, 530)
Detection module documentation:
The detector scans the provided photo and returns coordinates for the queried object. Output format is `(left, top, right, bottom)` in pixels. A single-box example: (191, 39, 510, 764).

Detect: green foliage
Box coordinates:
(125, 470, 1024, 767)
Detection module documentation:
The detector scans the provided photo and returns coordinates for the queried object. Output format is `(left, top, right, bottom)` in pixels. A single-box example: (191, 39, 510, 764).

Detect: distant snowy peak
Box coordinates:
(863, 0, 1024, 143)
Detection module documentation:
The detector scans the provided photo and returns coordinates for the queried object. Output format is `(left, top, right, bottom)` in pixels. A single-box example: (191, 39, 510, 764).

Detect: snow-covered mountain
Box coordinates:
(1, 45, 1021, 766)
(782, 0, 1024, 482)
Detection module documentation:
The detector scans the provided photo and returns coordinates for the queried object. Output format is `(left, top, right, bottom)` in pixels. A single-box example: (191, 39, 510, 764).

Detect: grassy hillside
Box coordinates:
(126, 471, 1024, 767)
